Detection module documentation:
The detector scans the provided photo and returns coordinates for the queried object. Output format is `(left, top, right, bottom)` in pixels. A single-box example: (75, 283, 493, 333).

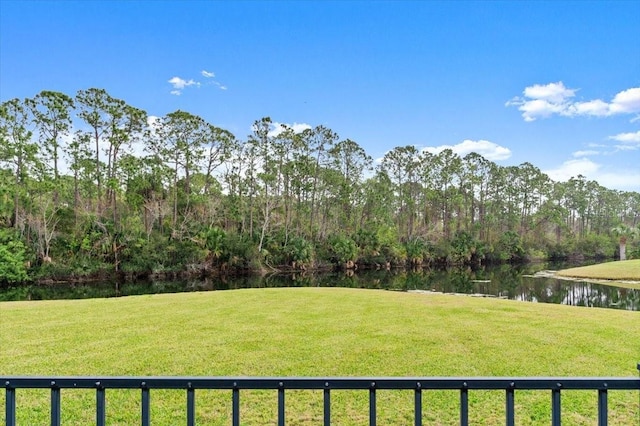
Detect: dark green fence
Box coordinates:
(3, 375, 640, 425)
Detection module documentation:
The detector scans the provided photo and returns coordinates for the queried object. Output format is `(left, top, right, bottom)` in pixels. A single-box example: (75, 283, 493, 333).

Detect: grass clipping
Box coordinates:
(1, 288, 639, 424)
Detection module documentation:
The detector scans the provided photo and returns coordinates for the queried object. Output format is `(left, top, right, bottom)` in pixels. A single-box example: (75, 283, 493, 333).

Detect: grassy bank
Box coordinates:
(1, 288, 639, 424)
(557, 259, 640, 281)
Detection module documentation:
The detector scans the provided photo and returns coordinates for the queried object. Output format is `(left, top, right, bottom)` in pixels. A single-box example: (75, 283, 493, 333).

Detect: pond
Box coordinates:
(1, 262, 638, 311)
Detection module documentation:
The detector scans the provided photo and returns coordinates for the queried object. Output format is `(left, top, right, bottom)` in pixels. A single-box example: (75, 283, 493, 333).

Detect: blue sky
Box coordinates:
(1, 1, 639, 191)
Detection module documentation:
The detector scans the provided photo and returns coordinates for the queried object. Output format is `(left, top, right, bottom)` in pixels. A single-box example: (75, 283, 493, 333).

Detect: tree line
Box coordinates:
(1, 89, 639, 283)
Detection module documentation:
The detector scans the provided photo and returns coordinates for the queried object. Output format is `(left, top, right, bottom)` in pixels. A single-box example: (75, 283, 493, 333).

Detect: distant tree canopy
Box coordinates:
(1, 89, 639, 283)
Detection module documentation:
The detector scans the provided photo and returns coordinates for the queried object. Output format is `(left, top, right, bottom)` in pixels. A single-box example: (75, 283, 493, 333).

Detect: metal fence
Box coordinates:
(3, 376, 640, 425)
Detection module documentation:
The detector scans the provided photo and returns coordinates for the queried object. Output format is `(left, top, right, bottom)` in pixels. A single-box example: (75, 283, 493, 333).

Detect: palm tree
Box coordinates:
(611, 224, 639, 261)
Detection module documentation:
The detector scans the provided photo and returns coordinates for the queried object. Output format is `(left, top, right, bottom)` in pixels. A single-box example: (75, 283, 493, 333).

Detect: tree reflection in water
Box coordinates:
(1, 263, 637, 310)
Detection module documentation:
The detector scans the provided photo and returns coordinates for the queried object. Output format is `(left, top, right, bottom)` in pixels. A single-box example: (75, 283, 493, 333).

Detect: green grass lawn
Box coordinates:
(1, 288, 639, 424)
(557, 259, 640, 281)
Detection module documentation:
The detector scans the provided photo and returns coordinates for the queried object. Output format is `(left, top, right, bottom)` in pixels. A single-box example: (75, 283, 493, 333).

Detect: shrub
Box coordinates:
(202, 226, 226, 262)
(404, 236, 433, 265)
(283, 236, 314, 266)
(328, 234, 359, 264)
(0, 231, 29, 284)
(575, 234, 615, 259)
(491, 231, 525, 262)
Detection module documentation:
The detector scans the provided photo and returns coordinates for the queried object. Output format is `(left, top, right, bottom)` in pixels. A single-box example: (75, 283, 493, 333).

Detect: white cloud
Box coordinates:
(609, 130, 640, 143)
(608, 130, 640, 152)
(587, 142, 608, 148)
(212, 81, 228, 90)
(523, 82, 576, 103)
(613, 144, 638, 151)
(422, 139, 512, 161)
(267, 122, 312, 137)
(519, 99, 566, 122)
(167, 72, 227, 94)
(506, 82, 575, 121)
(544, 157, 640, 192)
(568, 99, 609, 117)
(168, 76, 199, 95)
(508, 83, 640, 121)
(200, 69, 228, 90)
(595, 171, 640, 191)
(609, 87, 640, 115)
(145, 115, 161, 140)
(168, 76, 198, 90)
(289, 123, 312, 134)
(572, 150, 600, 157)
(544, 158, 601, 182)
(147, 115, 160, 127)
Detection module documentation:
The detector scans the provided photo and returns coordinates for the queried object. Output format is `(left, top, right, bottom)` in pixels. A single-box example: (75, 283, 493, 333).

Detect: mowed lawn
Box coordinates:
(1, 288, 639, 425)
(557, 259, 640, 281)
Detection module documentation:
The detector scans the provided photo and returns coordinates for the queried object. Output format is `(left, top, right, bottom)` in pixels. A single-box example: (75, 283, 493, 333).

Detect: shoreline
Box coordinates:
(531, 269, 640, 289)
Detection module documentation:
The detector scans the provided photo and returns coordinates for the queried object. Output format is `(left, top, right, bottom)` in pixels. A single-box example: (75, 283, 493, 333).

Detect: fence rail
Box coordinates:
(3, 376, 640, 426)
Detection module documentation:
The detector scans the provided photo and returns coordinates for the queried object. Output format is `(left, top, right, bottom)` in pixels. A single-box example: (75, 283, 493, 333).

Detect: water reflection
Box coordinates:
(1, 263, 638, 311)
